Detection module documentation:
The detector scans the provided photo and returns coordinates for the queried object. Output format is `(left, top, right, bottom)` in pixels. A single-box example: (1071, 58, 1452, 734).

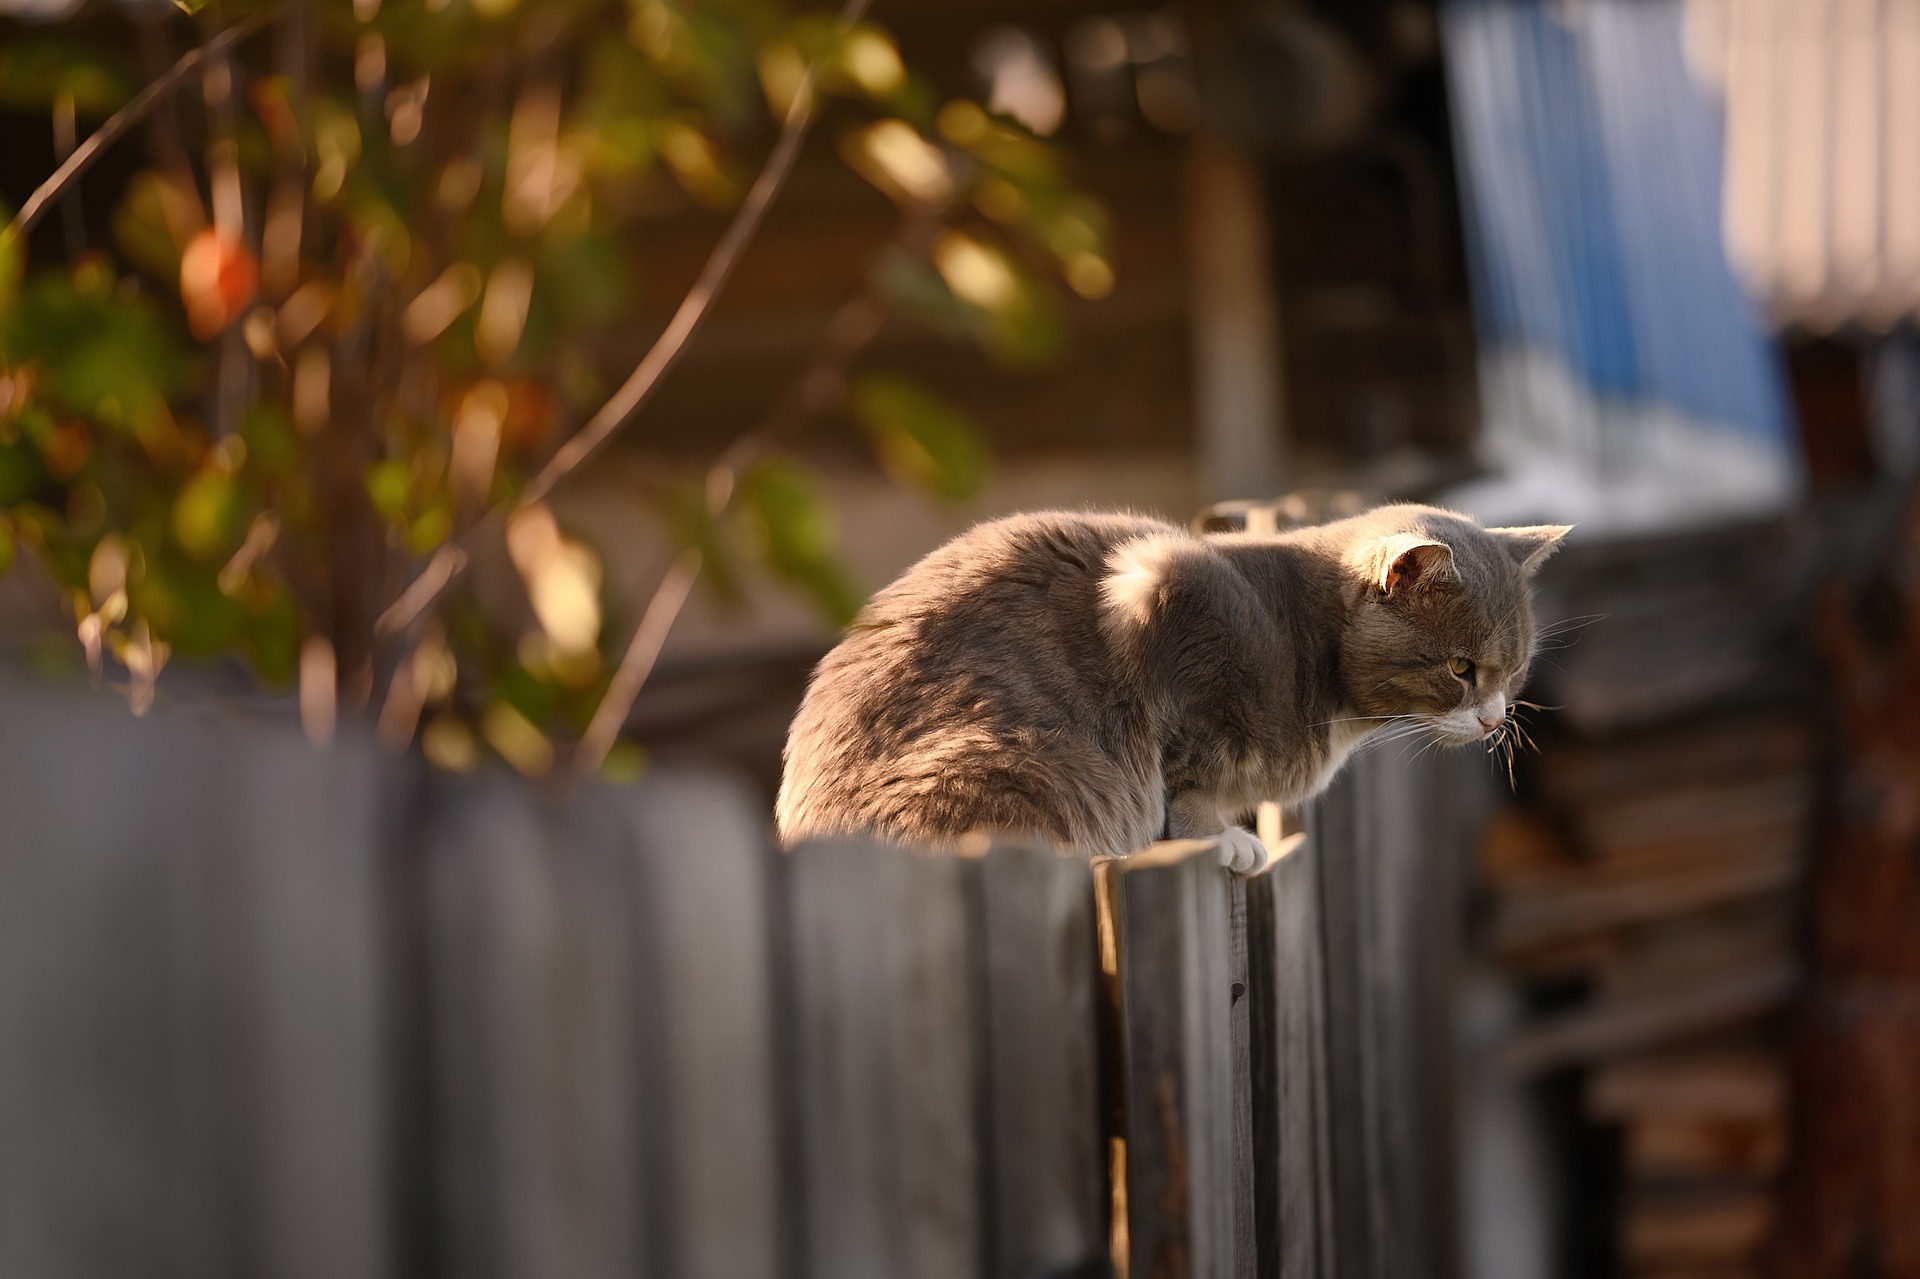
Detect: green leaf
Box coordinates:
(736, 457, 864, 626)
(111, 173, 187, 279)
(848, 373, 989, 502)
(0, 42, 135, 116)
(667, 480, 743, 608)
(242, 403, 298, 476)
(598, 739, 649, 786)
(365, 460, 412, 521)
(0, 441, 35, 505)
(0, 517, 14, 578)
(173, 469, 241, 560)
(871, 250, 975, 337)
(0, 223, 19, 317)
(242, 582, 303, 685)
(1, 273, 192, 439)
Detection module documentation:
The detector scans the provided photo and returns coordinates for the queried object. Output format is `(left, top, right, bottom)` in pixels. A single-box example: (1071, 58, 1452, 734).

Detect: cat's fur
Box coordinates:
(776, 503, 1568, 871)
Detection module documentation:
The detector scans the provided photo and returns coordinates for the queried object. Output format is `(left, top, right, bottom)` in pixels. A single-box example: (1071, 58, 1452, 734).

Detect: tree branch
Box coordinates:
(375, 0, 874, 640)
(575, 547, 703, 770)
(568, 227, 917, 774)
(7, 5, 282, 240)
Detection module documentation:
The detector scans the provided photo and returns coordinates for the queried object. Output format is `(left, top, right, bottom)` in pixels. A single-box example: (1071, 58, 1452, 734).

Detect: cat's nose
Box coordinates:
(1477, 712, 1504, 735)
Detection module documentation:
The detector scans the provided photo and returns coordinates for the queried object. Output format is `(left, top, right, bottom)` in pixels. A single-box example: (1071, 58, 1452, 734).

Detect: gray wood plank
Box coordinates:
(1309, 768, 1382, 1279)
(787, 839, 979, 1279)
(1102, 839, 1254, 1279)
(0, 687, 391, 1279)
(0, 693, 231, 1279)
(1247, 834, 1334, 1279)
(423, 778, 654, 1279)
(1311, 747, 1478, 1279)
(976, 841, 1106, 1277)
(618, 769, 783, 1279)
(1229, 871, 1257, 1279)
(221, 721, 392, 1279)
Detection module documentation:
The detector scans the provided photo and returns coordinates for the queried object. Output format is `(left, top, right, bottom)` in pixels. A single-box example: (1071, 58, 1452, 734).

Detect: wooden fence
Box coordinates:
(0, 681, 1476, 1279)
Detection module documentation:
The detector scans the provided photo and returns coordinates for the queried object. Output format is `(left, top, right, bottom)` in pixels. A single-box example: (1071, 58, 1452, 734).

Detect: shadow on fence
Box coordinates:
(0, 682, 1477, 1279)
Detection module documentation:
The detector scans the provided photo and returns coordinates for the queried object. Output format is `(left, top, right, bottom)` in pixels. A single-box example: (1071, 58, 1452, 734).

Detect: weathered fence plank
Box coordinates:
(787, 839, 979, 1279)
(221, 723, 393, 1279)
(0, 682, 1463, 1279)
(1100, 839, 1256, 1279)
(1246, 833, 1335, 1279)
(619, 770, 784, 1279)
(976, 841, 1107, 1277)
(1312, 767, 1390, 1279)
(424, 779, 660, 1279)
(1311, 750, 1476, 1279)
(0, 689, 390, 1279)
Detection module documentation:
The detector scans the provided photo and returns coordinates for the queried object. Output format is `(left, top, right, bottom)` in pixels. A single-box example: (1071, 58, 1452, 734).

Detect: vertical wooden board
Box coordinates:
(0, 688, 233, 1279)
(1228, 873, 1257, 1279)
(1309, 767, 1383, 1279)
(0, 690, 397, 1279)
(618, 769, 782, 1279)
(0, 687, 181, 1275)
(786, 840, 978, 1279)
(1360, 747, 1476, 1279)
(423, 777, 652, 1279)
(1247, 837, 1334, 1279)
(220, 719, 393, 1279)
(977, 842, 1105, 1276)
(1107, 840, 1252, 1279)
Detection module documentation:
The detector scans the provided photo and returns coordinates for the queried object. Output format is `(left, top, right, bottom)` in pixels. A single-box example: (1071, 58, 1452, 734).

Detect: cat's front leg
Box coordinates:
(1166, 791, 1268, 875)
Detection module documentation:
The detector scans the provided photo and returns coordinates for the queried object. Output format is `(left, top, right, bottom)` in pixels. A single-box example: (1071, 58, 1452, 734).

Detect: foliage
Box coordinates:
(0, 0, 1112, 772)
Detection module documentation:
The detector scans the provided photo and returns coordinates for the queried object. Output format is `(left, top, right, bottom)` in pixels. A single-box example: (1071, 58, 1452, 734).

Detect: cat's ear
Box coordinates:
(1377, 535, 1456, 596)
(1488, 524, 1573, 576)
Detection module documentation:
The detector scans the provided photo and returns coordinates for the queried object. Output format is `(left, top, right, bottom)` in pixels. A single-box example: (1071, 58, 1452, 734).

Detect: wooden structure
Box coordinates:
(1468, 520, 1827, 1278)
(0, 680, 1471, 1279)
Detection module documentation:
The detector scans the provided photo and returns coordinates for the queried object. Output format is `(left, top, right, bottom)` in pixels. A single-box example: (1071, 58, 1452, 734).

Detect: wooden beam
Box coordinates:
(1185, 136, 1286, 503)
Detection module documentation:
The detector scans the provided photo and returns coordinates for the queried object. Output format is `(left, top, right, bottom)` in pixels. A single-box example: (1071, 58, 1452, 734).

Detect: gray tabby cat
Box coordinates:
(776, 503, 1568, 872)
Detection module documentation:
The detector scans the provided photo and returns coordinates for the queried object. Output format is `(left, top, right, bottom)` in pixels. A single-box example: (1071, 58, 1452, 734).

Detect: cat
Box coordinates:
(775, 503, 1568, 872)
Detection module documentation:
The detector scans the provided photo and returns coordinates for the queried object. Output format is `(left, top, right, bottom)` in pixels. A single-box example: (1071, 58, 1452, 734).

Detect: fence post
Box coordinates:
(786, 839, 979, 1279)
(1245, 834, 1335, 1279)
(1099, 839, 1256, 1279)
(422, 778, 662, 1279)
(1309, 749, 1470, 1279)
(0, 688, 391, 1279)
(975, 841, 1107, 1277)
(617, 770, 784, 1279)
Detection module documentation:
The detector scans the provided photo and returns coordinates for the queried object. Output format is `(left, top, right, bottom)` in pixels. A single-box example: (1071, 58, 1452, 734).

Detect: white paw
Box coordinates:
(1214, 826, 1269, 875)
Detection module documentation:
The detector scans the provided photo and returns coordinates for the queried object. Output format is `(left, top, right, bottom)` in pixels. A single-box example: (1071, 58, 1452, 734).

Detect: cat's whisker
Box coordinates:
(1512, 699, 1560, 712)
(1536, 613, 1608, 639)
(1312, 714, 1423, 727)
(1521, 725, 1542, 753)
(1354, 720, 1431, 759)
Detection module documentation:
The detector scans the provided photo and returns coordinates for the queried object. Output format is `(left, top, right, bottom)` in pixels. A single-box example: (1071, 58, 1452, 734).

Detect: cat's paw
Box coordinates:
(1213, 826, 1269, 875)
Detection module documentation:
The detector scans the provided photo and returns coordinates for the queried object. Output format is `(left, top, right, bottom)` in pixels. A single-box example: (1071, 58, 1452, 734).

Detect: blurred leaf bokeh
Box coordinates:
(0, 0, 1113, 772)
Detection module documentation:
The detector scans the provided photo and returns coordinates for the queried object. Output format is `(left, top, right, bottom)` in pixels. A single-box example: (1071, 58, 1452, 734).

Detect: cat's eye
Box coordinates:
(1448, 656, 1476, 679)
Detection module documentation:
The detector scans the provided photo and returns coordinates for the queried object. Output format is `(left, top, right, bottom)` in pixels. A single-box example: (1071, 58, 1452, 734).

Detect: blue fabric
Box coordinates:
(1442, 0, 1793, 447)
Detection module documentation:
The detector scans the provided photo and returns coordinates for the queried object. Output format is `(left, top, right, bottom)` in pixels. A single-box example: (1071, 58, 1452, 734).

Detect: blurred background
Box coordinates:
(2, 0, 1917, 1275)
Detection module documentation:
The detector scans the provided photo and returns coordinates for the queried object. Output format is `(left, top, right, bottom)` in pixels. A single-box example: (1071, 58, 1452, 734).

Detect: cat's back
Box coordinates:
(864, 507, 1167, 616)
(776, 509, 1180, 847)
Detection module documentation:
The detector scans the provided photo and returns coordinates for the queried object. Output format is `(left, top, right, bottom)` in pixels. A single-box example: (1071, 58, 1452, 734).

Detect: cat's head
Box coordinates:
(1335, 505, 1570, 746)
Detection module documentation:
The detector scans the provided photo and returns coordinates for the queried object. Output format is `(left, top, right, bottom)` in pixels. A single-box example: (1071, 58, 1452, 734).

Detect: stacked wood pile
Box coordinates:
(1473, 518, 1828, 1278)
(1772, 489, 1920, 1276)
(1479, 714, 1812, 1274)
(0, 677, 1471, 1279)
